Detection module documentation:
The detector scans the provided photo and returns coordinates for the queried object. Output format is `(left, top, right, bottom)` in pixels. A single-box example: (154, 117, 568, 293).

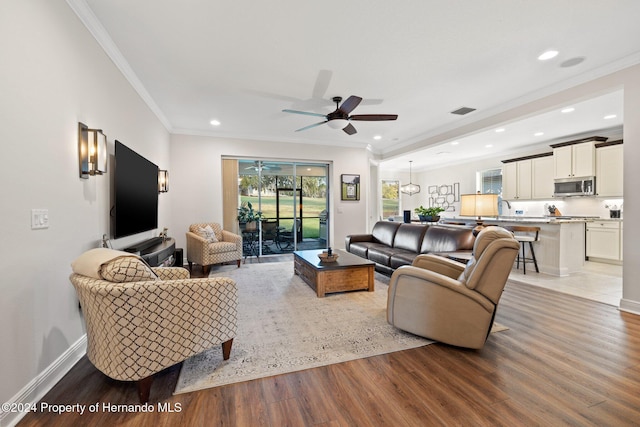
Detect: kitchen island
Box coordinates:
(444, 216, 589, 276)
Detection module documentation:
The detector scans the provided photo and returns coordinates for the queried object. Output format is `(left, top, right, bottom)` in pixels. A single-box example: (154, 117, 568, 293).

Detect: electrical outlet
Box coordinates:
(31, 209, 49, 229)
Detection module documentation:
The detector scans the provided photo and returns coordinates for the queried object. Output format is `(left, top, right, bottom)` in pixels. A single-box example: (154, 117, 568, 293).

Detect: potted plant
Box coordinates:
(237, 201, 264, 231)
(415, 205, 444, 223)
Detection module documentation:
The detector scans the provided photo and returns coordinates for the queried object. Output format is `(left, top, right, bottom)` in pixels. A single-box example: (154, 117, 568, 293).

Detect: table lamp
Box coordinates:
(460, 193, 499, 234)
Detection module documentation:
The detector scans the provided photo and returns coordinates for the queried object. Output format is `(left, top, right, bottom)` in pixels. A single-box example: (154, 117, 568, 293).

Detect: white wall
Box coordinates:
(169, 134, 370, 255)
(0, 0, 170, 409)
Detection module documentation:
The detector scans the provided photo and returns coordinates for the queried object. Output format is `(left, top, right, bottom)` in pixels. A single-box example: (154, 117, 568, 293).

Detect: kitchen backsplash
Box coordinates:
(503, 197, 623, 219)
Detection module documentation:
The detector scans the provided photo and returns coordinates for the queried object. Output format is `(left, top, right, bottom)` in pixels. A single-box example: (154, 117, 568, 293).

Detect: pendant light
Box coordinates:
(400, 161, 420, 196)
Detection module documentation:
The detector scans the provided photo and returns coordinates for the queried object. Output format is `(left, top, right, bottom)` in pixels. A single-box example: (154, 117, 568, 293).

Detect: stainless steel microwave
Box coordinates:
(553, 176, 595, 197)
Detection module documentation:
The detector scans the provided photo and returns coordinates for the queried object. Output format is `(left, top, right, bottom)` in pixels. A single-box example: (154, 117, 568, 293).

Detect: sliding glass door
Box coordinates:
(237, 160, 329, 255)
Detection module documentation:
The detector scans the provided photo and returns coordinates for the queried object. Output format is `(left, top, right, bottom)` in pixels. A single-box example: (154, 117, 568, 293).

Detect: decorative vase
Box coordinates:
(245, 221, 257, 231)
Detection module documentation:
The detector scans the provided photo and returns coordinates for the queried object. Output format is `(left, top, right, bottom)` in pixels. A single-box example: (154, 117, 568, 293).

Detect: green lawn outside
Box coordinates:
(240, 195, 326, 238)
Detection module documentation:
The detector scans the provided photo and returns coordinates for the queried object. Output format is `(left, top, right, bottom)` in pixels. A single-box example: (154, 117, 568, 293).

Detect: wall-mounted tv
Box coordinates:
(113, 140, 159, 239)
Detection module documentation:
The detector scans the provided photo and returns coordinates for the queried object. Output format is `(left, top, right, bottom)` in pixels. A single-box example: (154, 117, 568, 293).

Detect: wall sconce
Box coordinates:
(78, 122, 107, 178)
(158, 169, 169, 193)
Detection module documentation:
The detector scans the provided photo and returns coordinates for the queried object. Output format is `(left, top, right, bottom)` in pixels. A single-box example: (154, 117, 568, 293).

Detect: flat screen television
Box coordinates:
(113, 140, 159, 239)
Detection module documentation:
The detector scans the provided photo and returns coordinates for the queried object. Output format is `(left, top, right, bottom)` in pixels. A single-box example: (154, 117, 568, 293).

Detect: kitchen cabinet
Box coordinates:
(586, 221, 622, 261)
(502, 159, 531, 200)
(596, 143, 623, 197)
(531, 155, 554, 199)
(553, 140, 595, 178)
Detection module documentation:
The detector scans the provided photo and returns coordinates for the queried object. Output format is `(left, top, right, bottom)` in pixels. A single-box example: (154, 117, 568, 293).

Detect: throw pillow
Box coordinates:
(100, 257, 159, 283)
(198, 225, 219, 242)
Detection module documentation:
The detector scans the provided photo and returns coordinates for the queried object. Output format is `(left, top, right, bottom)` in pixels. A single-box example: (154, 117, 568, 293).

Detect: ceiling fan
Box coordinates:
(282, 95, 398, 135)
(244, 161, 281, 172)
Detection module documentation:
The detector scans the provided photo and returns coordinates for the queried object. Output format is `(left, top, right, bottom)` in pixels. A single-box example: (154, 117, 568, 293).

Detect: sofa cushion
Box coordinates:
(348, 241, 378, 258)
(100, 257, 159, 282)
(367, 246, 396, 267)
(371, 221, 401, 247)
(393, 224, 428, 252)
(420, 225, 475, 254)
(389, 250, 420, 269)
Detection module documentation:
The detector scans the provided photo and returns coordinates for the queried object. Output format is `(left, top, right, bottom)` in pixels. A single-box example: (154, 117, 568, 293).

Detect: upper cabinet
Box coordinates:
(531, 155, 555, 199)
(596, 141, 623, 197)
(552, 140, 597, 178)
(502, 153, 553, 200)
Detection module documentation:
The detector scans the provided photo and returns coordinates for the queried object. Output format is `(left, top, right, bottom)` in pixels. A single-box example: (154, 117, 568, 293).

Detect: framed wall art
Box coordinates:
(341, 174, 360, 201)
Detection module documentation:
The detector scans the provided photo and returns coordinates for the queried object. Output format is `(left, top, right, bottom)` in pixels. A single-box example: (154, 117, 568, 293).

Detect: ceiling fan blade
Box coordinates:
(342, 123, 357, 135)
(349, 114, 398, 121)
(295, 121, 327, 132)
(282, 109, 327, 118)
(339, 96, 363, 114)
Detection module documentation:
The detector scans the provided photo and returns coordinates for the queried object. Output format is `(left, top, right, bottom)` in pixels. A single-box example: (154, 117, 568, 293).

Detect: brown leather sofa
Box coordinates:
(345, 221, 475, 274)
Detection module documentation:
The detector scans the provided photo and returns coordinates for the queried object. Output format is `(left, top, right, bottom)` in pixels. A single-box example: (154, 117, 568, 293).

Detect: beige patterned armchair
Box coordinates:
(70, 248, 238, 402)
(187, 222, 243, 274)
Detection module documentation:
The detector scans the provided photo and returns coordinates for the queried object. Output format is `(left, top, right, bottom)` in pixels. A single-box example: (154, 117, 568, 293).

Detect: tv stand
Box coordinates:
(124, 237, 176, 267)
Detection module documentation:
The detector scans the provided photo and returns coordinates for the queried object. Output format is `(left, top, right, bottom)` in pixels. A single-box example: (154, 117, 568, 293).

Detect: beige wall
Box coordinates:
(168, 134, 371, 256)
(0, 0, 170, 408)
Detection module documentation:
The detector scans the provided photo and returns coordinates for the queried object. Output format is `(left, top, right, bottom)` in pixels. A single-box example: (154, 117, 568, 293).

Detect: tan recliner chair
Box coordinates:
(70, 248, 238, 402)
(387, 226, 519, 349)
(186, 222, 243, 274)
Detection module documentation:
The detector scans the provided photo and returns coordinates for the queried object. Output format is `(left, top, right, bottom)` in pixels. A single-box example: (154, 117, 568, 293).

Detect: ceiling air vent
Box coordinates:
(450, 107, 476, 115)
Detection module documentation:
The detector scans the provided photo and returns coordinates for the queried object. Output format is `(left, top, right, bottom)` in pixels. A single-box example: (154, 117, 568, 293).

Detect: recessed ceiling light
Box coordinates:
(495, 128, 505, 133)
(560, 56, 585, 68)
(485, 144, 493, 148)
(561, 107, 575, 113)
(373, 135, 382, 140)
(451, 141, 459, 145)
(210, 119, 221, 126)
(604, 114, 617, 120)
(538, 50, 559, 61)
(534, 132, 544, 136)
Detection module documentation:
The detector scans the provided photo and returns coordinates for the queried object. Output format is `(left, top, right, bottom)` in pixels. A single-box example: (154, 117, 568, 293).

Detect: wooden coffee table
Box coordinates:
(293, 249, 375, 297)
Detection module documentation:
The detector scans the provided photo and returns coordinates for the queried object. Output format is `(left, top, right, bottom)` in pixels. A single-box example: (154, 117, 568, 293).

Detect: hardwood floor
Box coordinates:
(17, 256, 640, 426)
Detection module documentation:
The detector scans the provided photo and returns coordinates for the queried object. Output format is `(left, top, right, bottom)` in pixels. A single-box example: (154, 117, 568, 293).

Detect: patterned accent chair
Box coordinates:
(186, 222, 243, 274)
(70, 248, 238, 402)
(387, 226, 519, 349)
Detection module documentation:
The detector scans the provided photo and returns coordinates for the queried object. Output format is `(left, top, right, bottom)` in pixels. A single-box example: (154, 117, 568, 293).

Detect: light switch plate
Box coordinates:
(31, 209, 49, 229)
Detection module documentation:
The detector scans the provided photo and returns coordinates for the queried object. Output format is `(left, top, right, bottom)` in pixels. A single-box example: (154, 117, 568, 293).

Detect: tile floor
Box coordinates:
(508, 261, 622, 306)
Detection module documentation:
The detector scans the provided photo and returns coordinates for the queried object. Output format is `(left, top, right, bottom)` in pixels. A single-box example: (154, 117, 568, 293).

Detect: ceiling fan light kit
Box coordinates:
(282, 95, 398, 135)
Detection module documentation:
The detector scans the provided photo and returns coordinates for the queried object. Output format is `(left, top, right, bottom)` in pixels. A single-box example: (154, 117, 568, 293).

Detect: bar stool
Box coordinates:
(506, 226, 539, 274)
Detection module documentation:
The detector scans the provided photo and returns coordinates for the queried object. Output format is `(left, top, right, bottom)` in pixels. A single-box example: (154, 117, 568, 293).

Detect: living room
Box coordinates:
(3, 1, 640, 426)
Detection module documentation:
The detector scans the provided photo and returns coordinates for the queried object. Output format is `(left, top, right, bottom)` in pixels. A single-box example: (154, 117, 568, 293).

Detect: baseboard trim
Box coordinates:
(619, 298, 640, 316)
(1, 335, 86, 427)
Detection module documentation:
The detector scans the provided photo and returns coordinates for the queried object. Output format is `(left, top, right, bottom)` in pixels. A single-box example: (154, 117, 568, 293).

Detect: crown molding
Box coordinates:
(65, 0, 173, 132)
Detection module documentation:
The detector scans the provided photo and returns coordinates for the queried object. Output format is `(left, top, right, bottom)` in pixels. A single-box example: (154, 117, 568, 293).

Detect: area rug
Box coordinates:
(174, 261, 432, 394)
(175, 261, 507, 394)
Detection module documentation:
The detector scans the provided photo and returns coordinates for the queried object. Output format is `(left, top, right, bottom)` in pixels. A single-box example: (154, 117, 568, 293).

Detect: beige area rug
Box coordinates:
(175, 261, 507, 394)
(174, 261, 431, 394)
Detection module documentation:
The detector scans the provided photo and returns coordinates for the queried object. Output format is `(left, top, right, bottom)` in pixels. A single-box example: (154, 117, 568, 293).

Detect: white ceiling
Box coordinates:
(73, 0, 639, 170)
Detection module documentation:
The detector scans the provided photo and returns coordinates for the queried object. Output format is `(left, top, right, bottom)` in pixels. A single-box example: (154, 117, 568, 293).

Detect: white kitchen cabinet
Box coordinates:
(531, 155, 554, 199)
(586, 221, 621, 261)
(553, 141, 595, 178)
(502, 159, 531, 200)
(596, 143, 623, 197)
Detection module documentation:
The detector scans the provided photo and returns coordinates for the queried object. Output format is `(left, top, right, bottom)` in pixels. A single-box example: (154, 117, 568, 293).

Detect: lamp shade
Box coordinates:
(460, 193, 499, 218)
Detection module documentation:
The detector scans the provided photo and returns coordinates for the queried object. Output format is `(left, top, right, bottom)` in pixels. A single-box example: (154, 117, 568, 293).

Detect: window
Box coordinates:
(477, 168, 504, 214)
(381, 180, 400, 219)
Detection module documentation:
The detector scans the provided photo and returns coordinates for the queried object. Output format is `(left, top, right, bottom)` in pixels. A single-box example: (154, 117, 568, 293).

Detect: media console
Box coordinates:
(125, 237, 176, 267)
